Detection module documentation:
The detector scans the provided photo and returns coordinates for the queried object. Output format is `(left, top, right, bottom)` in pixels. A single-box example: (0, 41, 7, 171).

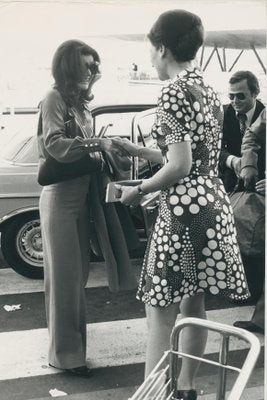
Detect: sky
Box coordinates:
(0, 0, 266, 106)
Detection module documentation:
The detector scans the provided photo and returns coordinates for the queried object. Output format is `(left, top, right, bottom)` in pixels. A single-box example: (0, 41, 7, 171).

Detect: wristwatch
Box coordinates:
(137, 183, 145, 196)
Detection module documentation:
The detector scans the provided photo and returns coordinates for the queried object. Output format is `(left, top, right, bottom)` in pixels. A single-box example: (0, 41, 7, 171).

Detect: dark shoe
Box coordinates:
(49, 363, 93, 377)
(172, 389, 197, 400)
(233, 320, 264, 334)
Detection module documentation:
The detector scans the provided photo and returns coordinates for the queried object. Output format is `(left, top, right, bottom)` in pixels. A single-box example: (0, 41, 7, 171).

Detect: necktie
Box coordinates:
(237, 113, 247, 136)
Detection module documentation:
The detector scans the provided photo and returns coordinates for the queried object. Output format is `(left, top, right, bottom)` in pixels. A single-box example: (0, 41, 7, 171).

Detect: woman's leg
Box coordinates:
(145, 302, 180, 378)
(178, 293, 207, 390)
(40, 179, 90, 369)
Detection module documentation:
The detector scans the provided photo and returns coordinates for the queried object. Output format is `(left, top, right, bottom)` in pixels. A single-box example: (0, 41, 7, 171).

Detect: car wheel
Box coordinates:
(1, 212, 44, 279)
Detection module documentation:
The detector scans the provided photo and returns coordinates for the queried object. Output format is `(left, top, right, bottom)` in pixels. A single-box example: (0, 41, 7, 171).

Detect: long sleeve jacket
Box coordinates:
(241, 108, 266, 172)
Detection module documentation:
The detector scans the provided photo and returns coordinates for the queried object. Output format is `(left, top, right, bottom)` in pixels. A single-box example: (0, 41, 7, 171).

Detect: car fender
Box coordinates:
(0, 206, 40, 230)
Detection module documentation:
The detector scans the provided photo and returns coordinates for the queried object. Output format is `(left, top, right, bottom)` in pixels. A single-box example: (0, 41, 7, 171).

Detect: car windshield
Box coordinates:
(0, 114, 39, 163)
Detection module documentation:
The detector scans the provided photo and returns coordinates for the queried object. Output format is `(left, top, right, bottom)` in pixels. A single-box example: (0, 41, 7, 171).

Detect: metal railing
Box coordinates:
(129, 317, 261, 400)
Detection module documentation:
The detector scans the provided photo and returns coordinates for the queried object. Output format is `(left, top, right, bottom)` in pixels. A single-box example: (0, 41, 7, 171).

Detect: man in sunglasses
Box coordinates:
(219, 71, 265, 306)
(219, 70, 265, 193)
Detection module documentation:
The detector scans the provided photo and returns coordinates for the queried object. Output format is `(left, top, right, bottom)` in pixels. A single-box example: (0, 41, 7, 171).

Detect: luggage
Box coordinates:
(229, 190, 265, 257)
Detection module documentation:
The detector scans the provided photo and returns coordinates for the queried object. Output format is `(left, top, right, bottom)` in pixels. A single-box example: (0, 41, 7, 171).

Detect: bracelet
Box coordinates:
(230, 157, 235, 169)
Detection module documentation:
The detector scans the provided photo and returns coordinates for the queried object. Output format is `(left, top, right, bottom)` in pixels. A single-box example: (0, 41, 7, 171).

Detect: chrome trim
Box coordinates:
(0, 206, 39, 226)
(0, 193, 40, 198)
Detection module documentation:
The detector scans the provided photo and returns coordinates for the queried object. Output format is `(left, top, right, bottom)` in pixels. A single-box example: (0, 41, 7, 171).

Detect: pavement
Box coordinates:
(0, 258, 265, 400)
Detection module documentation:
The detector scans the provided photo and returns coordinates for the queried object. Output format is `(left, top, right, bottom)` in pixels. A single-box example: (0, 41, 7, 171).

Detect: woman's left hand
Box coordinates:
(255, 179, 266, 195)
(115, 184, 141, 206)
(90, 72, 101, 85)
(88, 67, 101, 91)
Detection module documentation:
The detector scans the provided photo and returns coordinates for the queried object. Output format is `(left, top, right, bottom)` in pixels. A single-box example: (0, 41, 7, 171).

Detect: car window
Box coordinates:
(132, 108, 160, 180)
(94, 112, 136, 139)
(137, 111, 155, 138)
(15, 137, 39, 163)
(0, 114, 39, 163)
(136, 110, 157, 149)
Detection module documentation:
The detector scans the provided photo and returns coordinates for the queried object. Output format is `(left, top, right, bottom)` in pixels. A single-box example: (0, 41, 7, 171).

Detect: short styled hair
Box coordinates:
(52, 40, 100, 105)
(229, 71, 260, 96)
(148, 9, 204, 62)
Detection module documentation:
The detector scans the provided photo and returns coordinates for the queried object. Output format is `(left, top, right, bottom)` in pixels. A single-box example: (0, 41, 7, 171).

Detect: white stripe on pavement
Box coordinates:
(0, 261, 142, 295)
(31, 385, 265, 400)
(197, 385, 264, 400)
(0, 307, 263, 381)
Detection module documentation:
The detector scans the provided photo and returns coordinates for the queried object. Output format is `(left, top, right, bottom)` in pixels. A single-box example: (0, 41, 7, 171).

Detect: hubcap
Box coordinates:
(16, 219, 43, 267)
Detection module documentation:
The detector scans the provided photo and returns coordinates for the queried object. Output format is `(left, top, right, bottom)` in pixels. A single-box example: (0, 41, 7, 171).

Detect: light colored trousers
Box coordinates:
(39, 175, 91, 369)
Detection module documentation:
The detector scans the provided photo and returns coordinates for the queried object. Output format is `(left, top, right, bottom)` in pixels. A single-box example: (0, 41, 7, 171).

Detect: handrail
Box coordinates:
(170, 317, 261, 400)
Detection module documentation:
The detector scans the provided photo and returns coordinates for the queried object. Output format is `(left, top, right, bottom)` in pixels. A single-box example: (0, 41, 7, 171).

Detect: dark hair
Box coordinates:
(52, 39, 100, 106)
(148, 9, 204, 62)
(229, 71, 260, 96)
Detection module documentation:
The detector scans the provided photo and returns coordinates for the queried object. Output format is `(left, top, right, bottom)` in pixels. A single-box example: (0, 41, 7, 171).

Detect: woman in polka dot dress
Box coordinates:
(114, 10, 249, 400)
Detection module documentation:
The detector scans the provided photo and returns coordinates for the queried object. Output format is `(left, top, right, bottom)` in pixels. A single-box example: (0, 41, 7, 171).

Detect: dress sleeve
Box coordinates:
(41, 90, 102, 163)
(157, 84, 192, 146)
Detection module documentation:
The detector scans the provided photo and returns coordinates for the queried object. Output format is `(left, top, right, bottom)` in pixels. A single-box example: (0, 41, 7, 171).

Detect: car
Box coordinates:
(0, 103, 158, 279)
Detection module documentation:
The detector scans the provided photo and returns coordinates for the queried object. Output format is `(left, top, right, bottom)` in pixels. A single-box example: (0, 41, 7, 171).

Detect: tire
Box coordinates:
(1, 211, 44, 279)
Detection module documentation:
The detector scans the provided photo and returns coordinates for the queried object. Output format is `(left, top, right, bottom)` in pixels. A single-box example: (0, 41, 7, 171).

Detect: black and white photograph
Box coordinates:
(0, 0, 265, 399)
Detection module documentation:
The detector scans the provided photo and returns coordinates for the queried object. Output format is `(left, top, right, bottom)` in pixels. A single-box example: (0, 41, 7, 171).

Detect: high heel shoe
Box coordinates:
(172, 389, 197, 400)
(49, 363, 93, 377)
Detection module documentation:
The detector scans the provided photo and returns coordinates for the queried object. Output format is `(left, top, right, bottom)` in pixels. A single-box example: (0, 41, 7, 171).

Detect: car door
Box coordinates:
(131, 107, 159, 180)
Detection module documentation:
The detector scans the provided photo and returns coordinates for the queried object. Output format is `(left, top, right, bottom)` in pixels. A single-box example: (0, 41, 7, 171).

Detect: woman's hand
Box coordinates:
(255, 179, 266, 195)
(112, 137, 140, 157)
(87, 64, 102, 92)
(100, 138, 113, 152)
(115, 184, 142, 206)
(89, 72, 101, 86)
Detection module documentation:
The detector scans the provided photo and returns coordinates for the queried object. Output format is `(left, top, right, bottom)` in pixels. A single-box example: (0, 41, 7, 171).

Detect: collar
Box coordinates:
(177, 66, 202, 80)
(236, 102, 256, 126)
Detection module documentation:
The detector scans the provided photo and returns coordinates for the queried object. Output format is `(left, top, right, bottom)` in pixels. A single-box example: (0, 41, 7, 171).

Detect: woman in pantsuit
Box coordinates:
(38, 40, 113, 377)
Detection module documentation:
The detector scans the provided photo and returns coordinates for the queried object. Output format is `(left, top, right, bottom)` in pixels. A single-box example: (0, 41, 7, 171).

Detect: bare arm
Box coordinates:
(140, 141, 191, 193)
(118, 140, 192, 205)
(112, 137, 163, 164)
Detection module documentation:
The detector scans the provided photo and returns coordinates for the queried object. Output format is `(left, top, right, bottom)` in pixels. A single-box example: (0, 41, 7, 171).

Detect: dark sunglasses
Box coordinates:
(86, 61, 100, 75)
(228, 92, 246, 100)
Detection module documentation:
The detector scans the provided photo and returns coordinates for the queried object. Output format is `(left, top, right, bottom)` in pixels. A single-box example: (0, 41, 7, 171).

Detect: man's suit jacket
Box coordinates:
(219, 100, 265, 192)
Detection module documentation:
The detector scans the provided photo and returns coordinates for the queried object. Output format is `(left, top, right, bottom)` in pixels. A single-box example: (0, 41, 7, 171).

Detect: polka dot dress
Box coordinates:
(136, 67, 250, 307)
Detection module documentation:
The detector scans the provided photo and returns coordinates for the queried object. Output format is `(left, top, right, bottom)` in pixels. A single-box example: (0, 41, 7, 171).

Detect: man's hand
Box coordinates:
(255, 179, 266, 195)
(240, 166, 258, 189)
(231, 156, 241, 177)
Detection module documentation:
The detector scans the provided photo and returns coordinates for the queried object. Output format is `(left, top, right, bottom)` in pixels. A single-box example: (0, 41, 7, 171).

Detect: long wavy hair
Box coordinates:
(52, 39, 100, 106)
